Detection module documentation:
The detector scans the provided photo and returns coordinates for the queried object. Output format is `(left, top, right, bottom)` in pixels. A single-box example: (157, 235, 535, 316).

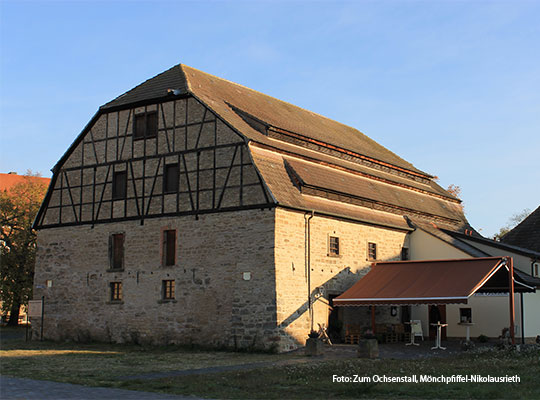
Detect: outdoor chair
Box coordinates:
(411, 320, 424, 341)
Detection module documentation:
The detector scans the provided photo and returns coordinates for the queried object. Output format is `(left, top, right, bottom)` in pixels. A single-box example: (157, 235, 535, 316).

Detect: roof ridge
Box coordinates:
(178, 64, 192, 93)
(181, 64, 390, 144)
(101, 64, 185, 108)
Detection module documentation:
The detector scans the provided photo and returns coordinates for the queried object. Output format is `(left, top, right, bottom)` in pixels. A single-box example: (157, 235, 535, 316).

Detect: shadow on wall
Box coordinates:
(277, 251, 407, 350)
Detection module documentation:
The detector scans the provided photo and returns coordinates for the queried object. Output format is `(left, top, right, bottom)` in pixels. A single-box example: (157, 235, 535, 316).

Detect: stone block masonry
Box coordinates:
(274, 207, 409, 350)
(33, 209, 278, 351)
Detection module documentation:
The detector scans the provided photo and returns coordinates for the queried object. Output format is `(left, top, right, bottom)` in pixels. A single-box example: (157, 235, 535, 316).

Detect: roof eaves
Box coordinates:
(443, 229, 540, 259)
(409, 222, 488, 258)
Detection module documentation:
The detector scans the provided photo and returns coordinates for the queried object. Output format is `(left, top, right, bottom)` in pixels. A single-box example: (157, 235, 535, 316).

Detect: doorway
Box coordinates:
(428, 305, 447, 340)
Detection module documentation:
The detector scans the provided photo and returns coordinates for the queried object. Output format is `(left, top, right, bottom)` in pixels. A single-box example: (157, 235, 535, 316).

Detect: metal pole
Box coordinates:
(520, 292, 525, 345)
(371, 306, 376, 333)
(508, 257, 515, 345)
(40, 296, 44, 341)
(25, 310, 29, 342)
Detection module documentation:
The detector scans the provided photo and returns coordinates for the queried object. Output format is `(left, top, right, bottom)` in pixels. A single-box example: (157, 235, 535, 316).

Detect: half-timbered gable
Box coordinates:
(35, 97, 272, 228)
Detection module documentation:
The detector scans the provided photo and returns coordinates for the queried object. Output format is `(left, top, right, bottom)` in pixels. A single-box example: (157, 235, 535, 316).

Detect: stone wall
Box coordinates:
(33, 208, 278, 350)
(274, 207, 408, 350)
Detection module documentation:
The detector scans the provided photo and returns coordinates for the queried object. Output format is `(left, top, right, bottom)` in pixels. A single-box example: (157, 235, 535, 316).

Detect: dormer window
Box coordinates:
(133, 111, 158, 139)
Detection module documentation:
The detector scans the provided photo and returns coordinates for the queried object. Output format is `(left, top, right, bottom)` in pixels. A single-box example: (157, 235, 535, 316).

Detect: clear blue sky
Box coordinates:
(1, 0, 539, 237)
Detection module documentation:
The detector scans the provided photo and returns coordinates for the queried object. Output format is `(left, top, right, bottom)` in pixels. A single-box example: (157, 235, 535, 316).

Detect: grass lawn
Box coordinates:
(0, 327, 290, 388)
(122, 347, 540, 399)
(2, 326, 539, 399)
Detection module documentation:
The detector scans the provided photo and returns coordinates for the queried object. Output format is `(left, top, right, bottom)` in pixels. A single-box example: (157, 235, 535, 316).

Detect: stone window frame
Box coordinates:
(162, 279, 176, 300)
(109, 281, 123, 303)
(367, 241, 377, 261)
(108, 232, 125, 271)
(328, 234, 340, 257)
(161, 228, 177, 267)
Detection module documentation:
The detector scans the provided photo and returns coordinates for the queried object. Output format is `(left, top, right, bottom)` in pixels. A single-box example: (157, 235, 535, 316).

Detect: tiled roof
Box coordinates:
(0, 173, 50, 192)
(501, 206, 540, 253)
(285, 158, 462, 222)
(407, 218, 487, 257)
(250, 146, 466, 230)
(102, 64, 427, 176)
(97, 63, 471, 231)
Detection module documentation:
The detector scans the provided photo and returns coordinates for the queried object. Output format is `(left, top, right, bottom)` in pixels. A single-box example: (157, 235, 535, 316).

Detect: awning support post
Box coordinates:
(520, 292, 524, 345)
(508, 257, 515, 345)
(371, 306, 376, 333)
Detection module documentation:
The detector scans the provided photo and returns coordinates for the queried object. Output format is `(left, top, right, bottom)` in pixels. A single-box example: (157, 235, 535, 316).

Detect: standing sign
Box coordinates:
(27, 297, 45, 341)
(28, 300, 43, 317)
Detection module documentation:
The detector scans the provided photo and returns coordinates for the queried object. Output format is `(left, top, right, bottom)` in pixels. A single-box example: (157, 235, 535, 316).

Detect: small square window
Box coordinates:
(460, 308, 472, 323)
(110, 282, 122, 302)
(162, 230, 176, 266)
(112, 171, 127, 200)
(163, 164, 179, 193)
(368, 242, 377, 260)
(162, 280, 175, 300)
(329, 236, 339, 256)
(133, 112, 158, 139)
(109, 233, 124, 270)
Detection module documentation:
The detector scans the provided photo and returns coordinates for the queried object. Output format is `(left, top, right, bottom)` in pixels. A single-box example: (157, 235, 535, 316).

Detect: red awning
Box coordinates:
(334, 257, 508, 306)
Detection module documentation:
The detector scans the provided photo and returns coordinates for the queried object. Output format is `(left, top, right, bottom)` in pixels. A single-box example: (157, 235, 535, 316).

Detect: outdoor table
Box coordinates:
(430, 321, 448, 350)
(458, 322, 475, 341)
(404, 320, 420, 346)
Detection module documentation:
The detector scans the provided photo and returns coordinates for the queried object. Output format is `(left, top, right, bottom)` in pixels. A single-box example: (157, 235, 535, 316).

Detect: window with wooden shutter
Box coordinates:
(368, 242, 377, 260)
(133, 111, 158, 139)
(162, 280, 175, 300)
(110, 282, 122, 301)
(109, 233, 124, 270)
(112, 171, 127, 199)
(162, 229, 176, 266)
(163, 163, 179, 193)
(329, 236, 339, 256)
(146, 112, 158, 137)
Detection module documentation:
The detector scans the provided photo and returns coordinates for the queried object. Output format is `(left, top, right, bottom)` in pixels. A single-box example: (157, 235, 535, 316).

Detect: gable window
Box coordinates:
(368, 242, 377, 260)
(401, 247, 409, 261)
(329, 236, 340, 256)
(162, 229, 177, 266)
(162, 280, 175, 300)
(112, 171, 127, 200)
(109, 233, 124, 270)
(163, 163, 179, 193)
(133, 111, 158, 139)
(110, 282, 122, 302)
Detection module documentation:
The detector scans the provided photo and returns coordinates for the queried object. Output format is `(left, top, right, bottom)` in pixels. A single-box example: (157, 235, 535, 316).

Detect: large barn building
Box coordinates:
(32, 64, 539, 351)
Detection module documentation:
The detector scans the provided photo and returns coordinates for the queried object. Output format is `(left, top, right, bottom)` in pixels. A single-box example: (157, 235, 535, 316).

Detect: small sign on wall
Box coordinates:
(243, 272, 251, 281)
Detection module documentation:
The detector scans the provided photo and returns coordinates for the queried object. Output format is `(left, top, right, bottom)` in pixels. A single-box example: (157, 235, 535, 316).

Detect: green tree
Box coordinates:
(492, 208, 531, 241)
(1, 173, 48, 325)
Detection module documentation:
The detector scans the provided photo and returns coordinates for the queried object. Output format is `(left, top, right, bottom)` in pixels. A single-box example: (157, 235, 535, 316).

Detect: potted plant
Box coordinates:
(358, 329, 379, 359)
(305, 330, 323, 356)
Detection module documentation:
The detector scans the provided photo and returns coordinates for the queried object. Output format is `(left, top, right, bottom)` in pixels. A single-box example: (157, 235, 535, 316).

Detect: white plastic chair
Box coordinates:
(411, 320, 424, 341)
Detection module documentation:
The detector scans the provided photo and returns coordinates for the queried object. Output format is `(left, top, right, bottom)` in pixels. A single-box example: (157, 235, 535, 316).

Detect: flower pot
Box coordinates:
(358, 338, 379, 358)
(305, 337, 324, 356)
